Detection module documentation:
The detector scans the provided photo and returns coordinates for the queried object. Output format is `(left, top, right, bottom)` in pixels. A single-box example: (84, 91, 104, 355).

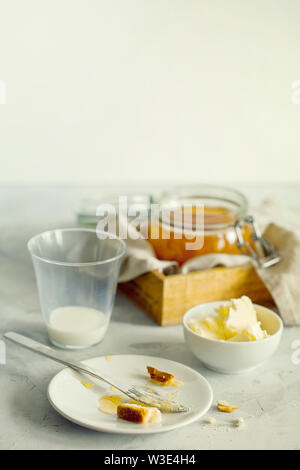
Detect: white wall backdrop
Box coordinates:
(0, 0, 299, 184)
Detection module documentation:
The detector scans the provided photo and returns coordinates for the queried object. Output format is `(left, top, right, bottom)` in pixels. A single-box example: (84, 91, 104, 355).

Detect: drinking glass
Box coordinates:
(28, 228, 126, 349)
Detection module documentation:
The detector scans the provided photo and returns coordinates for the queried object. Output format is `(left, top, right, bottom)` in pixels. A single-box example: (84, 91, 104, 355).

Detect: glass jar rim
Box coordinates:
(157, 184, 248, 231)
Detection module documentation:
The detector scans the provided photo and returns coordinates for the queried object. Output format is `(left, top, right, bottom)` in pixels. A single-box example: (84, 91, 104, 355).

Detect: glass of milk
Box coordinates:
(28, 228, 126, 349)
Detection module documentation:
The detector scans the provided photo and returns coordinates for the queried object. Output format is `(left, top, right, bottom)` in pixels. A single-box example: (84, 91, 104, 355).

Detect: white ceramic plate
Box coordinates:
(48, 355, 213, 434)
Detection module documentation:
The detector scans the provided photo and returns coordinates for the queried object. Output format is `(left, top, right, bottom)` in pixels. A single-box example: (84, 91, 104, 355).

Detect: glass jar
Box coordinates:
(148, 185, 253, 265)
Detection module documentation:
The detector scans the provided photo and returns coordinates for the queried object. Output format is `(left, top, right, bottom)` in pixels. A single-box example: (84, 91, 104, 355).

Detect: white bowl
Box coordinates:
(183, 301, 283, 374)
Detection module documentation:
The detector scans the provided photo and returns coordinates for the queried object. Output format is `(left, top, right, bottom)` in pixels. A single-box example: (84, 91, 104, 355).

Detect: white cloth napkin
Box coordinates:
(119, 237, 177, 282)
(118, 201, 300, 325)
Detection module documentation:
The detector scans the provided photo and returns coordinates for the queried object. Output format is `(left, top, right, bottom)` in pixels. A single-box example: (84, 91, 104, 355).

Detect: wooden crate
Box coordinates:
(118, 265, 275, 326)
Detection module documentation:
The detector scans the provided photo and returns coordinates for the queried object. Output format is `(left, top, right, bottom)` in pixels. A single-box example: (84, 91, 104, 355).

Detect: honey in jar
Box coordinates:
(148, 185, 253, 265)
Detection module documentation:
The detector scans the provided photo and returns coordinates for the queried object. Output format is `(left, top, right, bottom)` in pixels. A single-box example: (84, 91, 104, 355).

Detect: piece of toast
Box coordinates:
(117, 403, 161, 424)
(147, 366, 175, 386)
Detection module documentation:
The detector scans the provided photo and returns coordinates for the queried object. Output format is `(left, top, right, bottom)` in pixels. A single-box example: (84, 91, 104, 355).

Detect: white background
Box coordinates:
(0, 0, 299, 184)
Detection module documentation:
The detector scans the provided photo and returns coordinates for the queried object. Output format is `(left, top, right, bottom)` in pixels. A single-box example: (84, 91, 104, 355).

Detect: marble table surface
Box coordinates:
(0, 183, 300, 450)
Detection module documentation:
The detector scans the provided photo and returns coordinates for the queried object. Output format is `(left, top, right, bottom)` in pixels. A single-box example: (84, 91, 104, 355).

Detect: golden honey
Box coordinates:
(98, 395, 124, 415)
(148, 186, 252, 265)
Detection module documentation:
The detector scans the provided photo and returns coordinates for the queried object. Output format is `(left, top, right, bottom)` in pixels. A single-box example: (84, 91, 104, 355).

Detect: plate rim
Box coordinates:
(47, 354, 213, 434)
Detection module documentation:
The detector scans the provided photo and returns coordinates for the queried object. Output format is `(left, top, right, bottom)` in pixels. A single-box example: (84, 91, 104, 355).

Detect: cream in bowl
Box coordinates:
(183, 296, 283, 374)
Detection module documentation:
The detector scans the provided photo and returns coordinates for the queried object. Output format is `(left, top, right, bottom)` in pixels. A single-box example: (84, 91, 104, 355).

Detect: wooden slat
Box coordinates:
(118, 271, 165, 324)
(119, 266, 275, 326)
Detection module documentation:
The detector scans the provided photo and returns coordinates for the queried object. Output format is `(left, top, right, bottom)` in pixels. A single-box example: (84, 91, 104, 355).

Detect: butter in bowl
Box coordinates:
(183, 296, 283, 374)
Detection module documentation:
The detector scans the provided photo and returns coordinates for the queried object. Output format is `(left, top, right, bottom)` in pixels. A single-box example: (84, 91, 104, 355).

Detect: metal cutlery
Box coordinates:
(4, 332, 189, 413)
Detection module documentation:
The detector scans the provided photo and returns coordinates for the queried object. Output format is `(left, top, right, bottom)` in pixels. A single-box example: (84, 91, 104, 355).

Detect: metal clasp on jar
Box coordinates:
(234, 216, 281, 268)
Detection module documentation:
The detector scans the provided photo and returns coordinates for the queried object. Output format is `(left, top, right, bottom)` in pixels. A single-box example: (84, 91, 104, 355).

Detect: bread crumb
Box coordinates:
(110, 385, 117, 392)
(105, 355, 113, 361)
(217, 400, 239, 413)
(205, 417, 216, 424)
(234, 417, 245, 428)
(147, 366, 175, 386)
(117, 403, 162, 424)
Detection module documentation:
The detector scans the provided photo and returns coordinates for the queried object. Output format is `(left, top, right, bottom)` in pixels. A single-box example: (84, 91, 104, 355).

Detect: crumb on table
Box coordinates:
(234, 417, 245, 428)
(217, 400, 239, 413)
(205, 417, 216, 424)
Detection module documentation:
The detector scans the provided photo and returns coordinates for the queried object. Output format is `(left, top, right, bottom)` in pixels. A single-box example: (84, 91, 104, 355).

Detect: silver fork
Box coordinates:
(4, 332, 189, 413)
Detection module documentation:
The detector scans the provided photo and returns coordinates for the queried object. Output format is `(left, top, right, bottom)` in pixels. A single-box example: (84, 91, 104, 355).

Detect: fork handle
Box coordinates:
(4, 332, 126, 392)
